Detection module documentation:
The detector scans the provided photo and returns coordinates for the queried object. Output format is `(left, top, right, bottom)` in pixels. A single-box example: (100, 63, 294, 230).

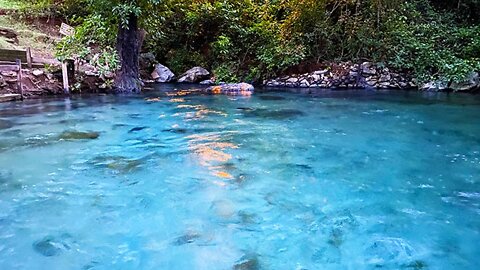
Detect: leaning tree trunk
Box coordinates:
(114, 14, 142, 93)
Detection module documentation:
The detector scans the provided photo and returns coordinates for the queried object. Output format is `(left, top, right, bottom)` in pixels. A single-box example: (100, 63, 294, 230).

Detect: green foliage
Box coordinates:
(113, 3, 142, 28)
(21, 0, 480, 84)
(213, 62, 239, 83)
(91, 48, 120, 77)
(257, 40, 306, 76)
(385, 0, 480, 83)
(55, 13, 119, 75)
(212, 35, 233, 59)
(15, 0, 89, 20)
(165, 48, 207, 75)
(55, 14, 116, 61)
(0, 0, 22, 10)
(55, 13, 116, 57)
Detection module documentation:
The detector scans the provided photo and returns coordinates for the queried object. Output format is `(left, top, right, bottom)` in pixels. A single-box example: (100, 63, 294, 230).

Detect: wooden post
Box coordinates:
(62, 60, 69, 94)
(26, 47, 32, 68)
(16, 59, 23, 100)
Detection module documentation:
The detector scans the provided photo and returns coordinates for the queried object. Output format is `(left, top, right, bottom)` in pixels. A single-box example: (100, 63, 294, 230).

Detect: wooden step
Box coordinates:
(0, 93, 21, 102)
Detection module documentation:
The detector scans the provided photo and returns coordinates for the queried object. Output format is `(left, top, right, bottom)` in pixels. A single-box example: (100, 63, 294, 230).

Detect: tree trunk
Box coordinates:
(114, 14, 142, 93)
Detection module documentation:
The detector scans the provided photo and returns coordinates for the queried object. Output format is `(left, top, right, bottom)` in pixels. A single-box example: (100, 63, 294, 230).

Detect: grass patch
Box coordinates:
(0, 0, 22, 10)
(0, 15, 58, 57)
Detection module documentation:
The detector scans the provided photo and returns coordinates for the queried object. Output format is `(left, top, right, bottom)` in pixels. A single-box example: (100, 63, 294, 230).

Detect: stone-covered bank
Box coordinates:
(263, 62, 479, 92)
(264, 62, 415, 90)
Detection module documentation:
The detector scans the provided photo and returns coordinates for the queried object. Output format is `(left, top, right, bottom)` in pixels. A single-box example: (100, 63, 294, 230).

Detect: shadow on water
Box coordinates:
(256, 87, 480, 106)
(0, 95, 133, 117)
(240, 108, 305, 120)
(258, 95, 287, 101)
(0, 119, 14, 130)
(1, 87, 478, 120)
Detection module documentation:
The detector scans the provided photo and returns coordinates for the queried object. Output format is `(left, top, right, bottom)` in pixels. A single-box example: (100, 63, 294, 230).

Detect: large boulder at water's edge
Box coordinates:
(420, 81, 445, 91)
(151, 63, 175, 83)
(206, 83, 254, 96)
(421, 72, 480, 92)
(178, 67, 210, 83)
(450, 72, 479, 92)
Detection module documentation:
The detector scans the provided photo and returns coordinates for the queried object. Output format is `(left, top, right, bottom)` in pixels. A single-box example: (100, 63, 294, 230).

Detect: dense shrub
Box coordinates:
(45, 0, 480, 83)
(385, 0, 480, 83)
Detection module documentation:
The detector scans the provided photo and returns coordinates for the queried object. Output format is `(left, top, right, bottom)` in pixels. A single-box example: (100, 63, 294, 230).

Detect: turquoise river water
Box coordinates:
(0, 86, 479, 269)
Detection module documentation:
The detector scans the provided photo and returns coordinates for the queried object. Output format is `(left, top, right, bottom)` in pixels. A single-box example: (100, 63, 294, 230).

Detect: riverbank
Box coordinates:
(1, 8, 478, 99)
(2, 59, 480, 102)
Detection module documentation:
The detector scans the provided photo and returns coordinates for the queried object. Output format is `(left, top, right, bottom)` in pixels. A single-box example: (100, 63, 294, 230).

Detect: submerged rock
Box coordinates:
(162, 128, 188, 134)
(365, 237, 415, 266)
(106, 159, 142, 173)
(128, 126, 148, 133)
(238, 210, 260, 225)
(402, 260, 428, 269)
(33, 236, 69, 257)
(91, 155, 143, 173)
(151, 63, 175, 83)
(0, 119, 13, 130)
(172, 231, 201, 246)
(328, 228, 344, 248)
(58, 131, 100, 140)
(178, 67, 210, 83)
(233, 253, 260, 270)
(234, 173, 248, 185)
(332, 210, 358, 228)
(236, 107, 255, 112)
(206, 83, 254, 96)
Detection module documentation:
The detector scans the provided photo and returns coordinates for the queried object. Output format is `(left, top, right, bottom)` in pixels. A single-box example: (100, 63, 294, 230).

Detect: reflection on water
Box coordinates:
(187, 132, 239, 185)
(0, 86, 480, 269)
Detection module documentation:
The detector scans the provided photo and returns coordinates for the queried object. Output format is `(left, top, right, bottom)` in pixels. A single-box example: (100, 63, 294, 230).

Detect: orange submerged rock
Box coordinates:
(206, 83, 254, 96)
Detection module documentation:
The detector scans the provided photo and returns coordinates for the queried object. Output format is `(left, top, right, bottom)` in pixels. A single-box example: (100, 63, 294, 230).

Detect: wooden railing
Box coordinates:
(0, 47, 37, 99)
(0, 47, 32, 68)
(1, 48, 69, 98)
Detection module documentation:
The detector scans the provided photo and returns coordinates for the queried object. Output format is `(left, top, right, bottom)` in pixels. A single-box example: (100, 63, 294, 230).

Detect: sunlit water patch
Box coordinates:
(0, 86, 479, 269)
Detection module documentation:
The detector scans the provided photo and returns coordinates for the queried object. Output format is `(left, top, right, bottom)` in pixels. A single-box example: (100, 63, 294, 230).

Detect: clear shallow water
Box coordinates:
(0, 86, 479, 270)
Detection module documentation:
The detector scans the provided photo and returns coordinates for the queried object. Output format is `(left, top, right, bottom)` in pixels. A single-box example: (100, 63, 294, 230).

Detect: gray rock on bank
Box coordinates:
(420, 72, 479, 92)
(151, 63, 175, 83)
(178, 67, 210, 83)
(199, 79, 215, 85)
